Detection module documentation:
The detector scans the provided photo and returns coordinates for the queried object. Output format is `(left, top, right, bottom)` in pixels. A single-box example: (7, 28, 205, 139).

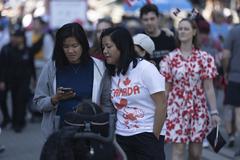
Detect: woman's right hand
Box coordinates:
(51, 87, 76, 105)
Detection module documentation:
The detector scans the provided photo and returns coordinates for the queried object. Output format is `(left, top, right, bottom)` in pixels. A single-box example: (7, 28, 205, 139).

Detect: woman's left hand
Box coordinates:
(153, 130, 160, 140)
(211, 114, 221, 127)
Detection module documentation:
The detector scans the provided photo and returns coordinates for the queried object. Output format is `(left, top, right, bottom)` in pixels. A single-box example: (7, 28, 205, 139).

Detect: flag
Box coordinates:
(124, 0, 139, 7)
(146, 0, 152, 4)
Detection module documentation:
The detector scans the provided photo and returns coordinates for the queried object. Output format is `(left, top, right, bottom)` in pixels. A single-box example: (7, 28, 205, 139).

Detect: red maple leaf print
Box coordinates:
(115, 98, 128, 109)
(133, 124, 139, 128)
(123, 113, 137, 121)
(123, 77, 131, 86)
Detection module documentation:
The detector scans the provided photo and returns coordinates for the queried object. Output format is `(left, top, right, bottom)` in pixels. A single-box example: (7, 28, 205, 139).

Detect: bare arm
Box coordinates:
(203, 79, 221, 126)
(165, 82, 172, 98)
(0, 82, 5, 91)
(151, 91, 167, 139)
(222, 49, 231, 82)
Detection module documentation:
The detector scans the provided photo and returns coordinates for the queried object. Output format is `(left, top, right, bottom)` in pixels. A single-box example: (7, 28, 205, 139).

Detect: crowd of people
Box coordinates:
(0, 3, 240, 160)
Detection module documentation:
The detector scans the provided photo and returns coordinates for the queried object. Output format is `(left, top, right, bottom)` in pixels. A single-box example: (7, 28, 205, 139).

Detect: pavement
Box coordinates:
(0, 122, 44, 160)
(164, 124, 240, 160)
(0, 120, 239, 160)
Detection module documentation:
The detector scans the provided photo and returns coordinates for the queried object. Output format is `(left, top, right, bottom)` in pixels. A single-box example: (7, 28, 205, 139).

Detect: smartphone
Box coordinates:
(61, 88, 74, 92)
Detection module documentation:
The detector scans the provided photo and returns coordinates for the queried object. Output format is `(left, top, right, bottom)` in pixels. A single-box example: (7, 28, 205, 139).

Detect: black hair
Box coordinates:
(135, 44, 151, 60)
(52, 23, 91, 68)
(75, 100, 102, 115)
(97, 18, 113, 27)
(142, 52, 151, 61)
(33, 16, 46, 25)
(40, 101, 114, 160)
(40, 126, 115, 160)
(40, 129, 89, 160)
(176, 18, 199, 49)
(11, 28, 25, 37)
(196, 19, 210, 34)
(140, 4, 159, 18)
(10, 28, 27, 47)
(195, 14, 210, 34)
(100, 26, 138, 76)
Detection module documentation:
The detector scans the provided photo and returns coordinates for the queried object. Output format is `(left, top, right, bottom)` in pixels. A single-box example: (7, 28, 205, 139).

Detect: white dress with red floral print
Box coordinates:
(160, 48, 218, 143)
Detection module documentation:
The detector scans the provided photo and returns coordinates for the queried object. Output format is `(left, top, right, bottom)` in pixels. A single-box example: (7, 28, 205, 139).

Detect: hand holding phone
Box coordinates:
(61, 88, 74, 92)
(52, 87, 75, 104)
(57, 87, 75, 100)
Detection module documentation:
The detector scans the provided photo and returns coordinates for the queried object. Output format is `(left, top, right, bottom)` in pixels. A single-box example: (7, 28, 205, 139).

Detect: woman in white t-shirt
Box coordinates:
(100, 26, 166, 160)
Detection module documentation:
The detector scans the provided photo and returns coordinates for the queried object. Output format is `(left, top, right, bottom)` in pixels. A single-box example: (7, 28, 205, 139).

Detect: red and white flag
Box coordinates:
(125, 0, 152, 7)
(146, 0, 152, 4)
(124, 0, 139, 7)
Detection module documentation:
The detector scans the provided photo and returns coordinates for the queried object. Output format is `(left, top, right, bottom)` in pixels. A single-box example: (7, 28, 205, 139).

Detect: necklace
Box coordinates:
(179, 48, 193, 60)
(70, 64, 81, 74)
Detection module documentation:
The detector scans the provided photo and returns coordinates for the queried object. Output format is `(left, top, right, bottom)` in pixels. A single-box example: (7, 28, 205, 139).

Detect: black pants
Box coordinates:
(0, 89, 11, 123)
(10, 80, 30, 129)
(116, 132, 165, 160)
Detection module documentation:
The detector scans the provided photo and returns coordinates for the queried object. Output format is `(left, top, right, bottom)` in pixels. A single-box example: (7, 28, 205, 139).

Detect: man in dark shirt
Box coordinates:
(140, 4, 176, 68)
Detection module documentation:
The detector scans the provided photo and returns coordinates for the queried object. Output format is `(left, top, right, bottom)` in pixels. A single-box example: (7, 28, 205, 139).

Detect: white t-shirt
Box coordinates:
(111, 60, 166, 136)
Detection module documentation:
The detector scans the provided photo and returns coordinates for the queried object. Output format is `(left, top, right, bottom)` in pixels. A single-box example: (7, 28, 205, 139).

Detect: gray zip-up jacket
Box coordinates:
(33, 57, 105, 138)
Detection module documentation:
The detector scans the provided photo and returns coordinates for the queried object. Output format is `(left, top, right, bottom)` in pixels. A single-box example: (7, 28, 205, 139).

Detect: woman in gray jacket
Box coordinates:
(33, 23, 105, 138)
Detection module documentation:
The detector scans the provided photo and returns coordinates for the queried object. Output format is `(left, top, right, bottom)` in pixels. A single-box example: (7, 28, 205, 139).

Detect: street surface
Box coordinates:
(0, 121, 239, 160)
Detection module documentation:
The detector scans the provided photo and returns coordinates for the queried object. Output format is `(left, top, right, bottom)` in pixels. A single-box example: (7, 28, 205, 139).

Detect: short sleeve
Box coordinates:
(159, 55, 172, 83)
(142, 62, 165, 94)
(200, 52, 218, 80)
